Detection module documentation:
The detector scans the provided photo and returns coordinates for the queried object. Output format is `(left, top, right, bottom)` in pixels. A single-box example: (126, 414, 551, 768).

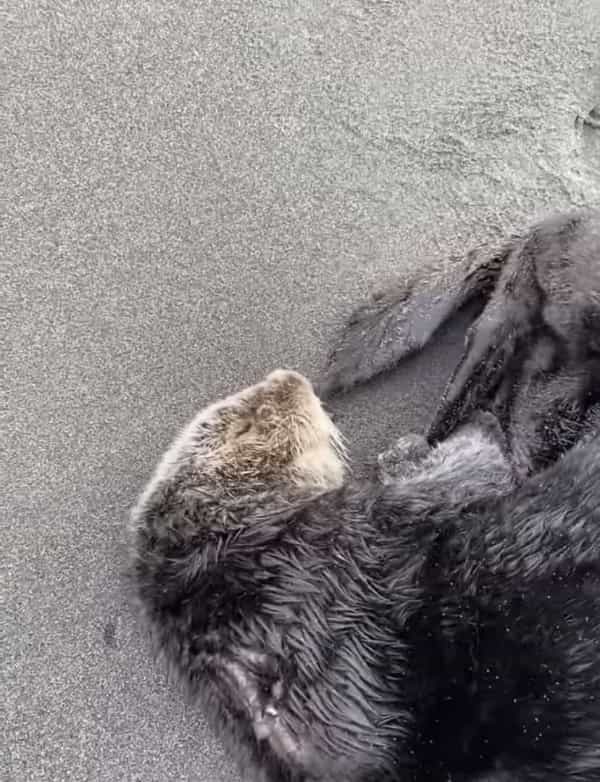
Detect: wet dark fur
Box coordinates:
(131, 374, 600, 782)
(322, 208, 600, 478)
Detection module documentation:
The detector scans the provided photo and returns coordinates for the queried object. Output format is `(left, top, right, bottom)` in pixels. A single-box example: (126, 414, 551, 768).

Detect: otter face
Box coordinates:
(198, 370, 347, 491)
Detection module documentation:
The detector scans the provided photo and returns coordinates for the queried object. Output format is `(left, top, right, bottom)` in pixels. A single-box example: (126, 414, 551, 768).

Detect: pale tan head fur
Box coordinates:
(201, 369, 347, 491)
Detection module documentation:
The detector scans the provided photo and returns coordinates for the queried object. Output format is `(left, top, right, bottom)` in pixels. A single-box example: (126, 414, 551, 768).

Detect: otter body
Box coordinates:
(323, 208, 600, 477)
(131, 370, 600, 781)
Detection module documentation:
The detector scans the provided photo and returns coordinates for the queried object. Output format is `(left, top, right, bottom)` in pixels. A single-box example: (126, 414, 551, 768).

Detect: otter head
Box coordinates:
(195, 369, 347, 493)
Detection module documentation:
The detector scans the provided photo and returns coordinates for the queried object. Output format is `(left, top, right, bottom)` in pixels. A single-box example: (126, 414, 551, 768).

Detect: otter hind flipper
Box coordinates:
(427, 308, 522, 444)
(321, 247, 508, 397)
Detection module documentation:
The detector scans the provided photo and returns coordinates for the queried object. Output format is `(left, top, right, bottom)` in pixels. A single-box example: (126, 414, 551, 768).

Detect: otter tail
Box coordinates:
(320, 245, 509, 397)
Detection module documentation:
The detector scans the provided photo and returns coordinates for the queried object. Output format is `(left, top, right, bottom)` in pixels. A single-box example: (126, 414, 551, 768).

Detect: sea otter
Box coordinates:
(130, 368, 600, 781)
(322, 207, 600, 478)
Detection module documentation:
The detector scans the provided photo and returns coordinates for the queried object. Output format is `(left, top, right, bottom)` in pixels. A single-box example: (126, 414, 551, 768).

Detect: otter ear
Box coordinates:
(320, 246, 509, 397)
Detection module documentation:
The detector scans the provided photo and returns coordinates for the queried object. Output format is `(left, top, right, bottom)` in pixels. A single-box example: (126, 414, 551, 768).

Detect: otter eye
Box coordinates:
(234, 421, 252, 438)
(256, 404, 273, 421)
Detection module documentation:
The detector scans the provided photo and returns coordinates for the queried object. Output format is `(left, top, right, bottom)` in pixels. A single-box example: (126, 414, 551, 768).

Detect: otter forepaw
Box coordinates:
(468, 410, 509, 445)
(377, 433, 431, 484)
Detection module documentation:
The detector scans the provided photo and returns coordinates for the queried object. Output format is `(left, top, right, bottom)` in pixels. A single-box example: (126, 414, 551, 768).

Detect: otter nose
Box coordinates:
(266, 369, 311, 388)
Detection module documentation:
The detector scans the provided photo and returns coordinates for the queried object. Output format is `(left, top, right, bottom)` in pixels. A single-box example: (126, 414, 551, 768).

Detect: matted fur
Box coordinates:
(130, 369, 600, 781)
(322, 207, 600, 478)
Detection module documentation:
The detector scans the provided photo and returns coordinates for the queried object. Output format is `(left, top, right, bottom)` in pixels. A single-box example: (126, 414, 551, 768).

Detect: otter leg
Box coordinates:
(219, 650, 286, 740)
(387, 413, 517, 513)
(219, 658, 271, 727)
(252, 709, 307, 765)
(378, 411, 515, 496)
(221, 653, 314, 773)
